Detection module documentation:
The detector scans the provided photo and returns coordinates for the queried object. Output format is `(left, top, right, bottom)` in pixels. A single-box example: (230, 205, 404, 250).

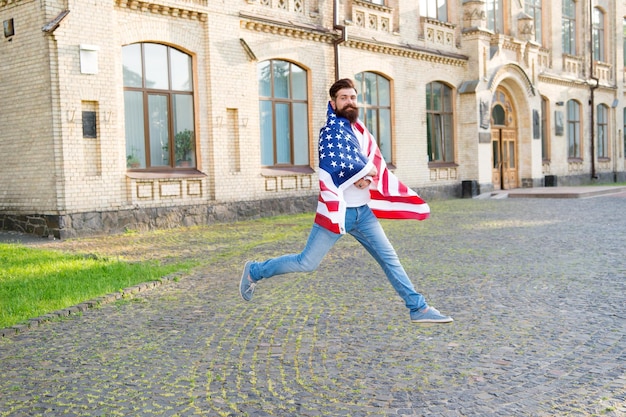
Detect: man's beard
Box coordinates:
(336, 105, 359, 123)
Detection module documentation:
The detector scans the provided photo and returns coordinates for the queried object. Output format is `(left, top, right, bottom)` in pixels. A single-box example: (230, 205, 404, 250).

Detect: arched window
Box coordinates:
(592, 8, 605, 62)
(354, 72, 392, 162)
(122, 43, 195, 170)
(258, 60, 309, 167)
(597, 104, 608, 158)
(562, 0, 576, 55)
(426, 82, 455, 163)
(567, 100, 581, 159)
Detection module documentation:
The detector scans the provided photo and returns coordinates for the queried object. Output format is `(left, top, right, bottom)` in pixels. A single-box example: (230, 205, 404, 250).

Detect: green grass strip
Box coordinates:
(0, 243, 195, 329)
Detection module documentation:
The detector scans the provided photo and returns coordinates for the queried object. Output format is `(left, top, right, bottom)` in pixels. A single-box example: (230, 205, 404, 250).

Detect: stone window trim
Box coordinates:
(427, 161, 459, 169)
(126, 171, 206, 180)
(354, 0, 393, 13)
(420, 16, 456, 30)
(261, 166, 315, 177)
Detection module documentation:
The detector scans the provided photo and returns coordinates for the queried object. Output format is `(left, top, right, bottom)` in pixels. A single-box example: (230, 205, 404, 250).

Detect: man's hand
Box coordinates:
(355, 177, 371, 189)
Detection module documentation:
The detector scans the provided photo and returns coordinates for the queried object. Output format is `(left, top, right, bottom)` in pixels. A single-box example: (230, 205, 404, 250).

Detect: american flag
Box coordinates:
(315, 103, 430, 234)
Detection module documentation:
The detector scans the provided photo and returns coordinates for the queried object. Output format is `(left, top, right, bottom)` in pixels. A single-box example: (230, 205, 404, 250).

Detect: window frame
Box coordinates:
(592, 7, 605, 62)
(426, 81, 455, 165)
(524, 0, 542, 45)
(596, 104, 608, 159)
(419, 0, 448, 22)
(122, 42, 197, 171)
(258, 59, 311, 169)
(354, 72, 393, 164)
(486, 0, 504, 33)
(562, 0, 577, 55)
(541, 96, 550, 162)
(567, 100, 581, 159)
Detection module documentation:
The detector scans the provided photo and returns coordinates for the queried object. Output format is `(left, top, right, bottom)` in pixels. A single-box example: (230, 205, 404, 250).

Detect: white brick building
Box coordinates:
(1, 0, 624, 238)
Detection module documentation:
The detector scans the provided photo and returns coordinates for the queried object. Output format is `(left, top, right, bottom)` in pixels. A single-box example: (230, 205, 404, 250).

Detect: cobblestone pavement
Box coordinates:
(1, 194, 625, 417)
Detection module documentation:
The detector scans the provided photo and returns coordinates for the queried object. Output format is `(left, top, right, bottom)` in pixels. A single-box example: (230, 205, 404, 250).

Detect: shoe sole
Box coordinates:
(411, 318, 454, 324)
(239, 261, 253, 302)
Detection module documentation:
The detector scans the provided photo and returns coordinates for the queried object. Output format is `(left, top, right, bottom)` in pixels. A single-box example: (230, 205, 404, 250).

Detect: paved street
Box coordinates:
(1, 190, 625, 416)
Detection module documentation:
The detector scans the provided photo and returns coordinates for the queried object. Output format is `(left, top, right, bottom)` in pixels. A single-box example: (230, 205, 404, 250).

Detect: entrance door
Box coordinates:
(491, 128, 518, 190)
(490, 88, 518, 190)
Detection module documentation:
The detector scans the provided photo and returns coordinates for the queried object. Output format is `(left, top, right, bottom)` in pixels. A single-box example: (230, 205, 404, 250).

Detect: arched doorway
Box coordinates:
(491, 87, 518, 190)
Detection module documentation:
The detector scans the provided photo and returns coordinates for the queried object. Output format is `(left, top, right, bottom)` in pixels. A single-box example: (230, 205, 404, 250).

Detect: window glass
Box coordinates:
(170, 48, 192, 91)
(173, 95, 195, 166)
(592, 8, 605, 61)
(275, 103, 291, 164)
(291, 65, 307, 100)
(124, 91, 146, 168)
(148, 94, 169, 166)
(293, 103, 309, 165)
(123, 44, 143, 88)
(273, 61, 290, 99)
(492, 105, 505, 125)
(259, 100, 274, 166)
(144, 44, 169, 89)
(258, 61, 272, 97)
(378, 108, 391, 162)
(420, 0, 447, 21)
(562, 0, 576, 54)
(487, 0, 503, 33)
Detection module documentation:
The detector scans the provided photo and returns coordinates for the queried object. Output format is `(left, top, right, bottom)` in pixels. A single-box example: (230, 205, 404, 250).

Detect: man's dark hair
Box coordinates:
(329, 78, 357, 99)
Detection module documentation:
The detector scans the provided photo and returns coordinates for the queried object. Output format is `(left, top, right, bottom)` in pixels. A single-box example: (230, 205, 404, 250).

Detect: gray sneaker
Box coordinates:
(239, 261, 257, 302)
(410, 307, 453, 324)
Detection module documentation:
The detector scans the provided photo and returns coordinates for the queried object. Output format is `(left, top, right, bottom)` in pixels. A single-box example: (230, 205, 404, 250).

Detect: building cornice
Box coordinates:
(346, 37, 468, 67)
(239, 13, 335, 43)
(115, 0, 208, 22)
(538, 73, 618, 93)
(240, 13, 468, 67)
(538, 73, 593, 88)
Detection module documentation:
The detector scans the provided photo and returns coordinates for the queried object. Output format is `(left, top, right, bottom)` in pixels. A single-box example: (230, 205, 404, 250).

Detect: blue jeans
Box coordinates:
(249, 205, 428, 313)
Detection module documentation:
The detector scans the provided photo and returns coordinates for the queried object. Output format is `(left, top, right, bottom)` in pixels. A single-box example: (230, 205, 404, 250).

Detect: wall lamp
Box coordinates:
(555, 101, 564, 106)
(3, 19, 15, 38)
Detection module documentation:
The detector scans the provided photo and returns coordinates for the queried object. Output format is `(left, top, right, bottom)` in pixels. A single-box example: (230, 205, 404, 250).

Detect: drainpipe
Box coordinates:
(588, 0, 600, 180)
(588, 0, 599, 179)
(333, 0, 347, 81)
(589, 77, 599, 179)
